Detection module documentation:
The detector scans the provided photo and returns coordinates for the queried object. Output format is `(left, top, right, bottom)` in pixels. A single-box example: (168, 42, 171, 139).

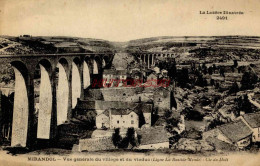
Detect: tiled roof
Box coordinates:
(137, 127, 169, 145)
(103, 69, 127, 75)
(98, 108, 136, 117)
(95, 101, 137, 110)
(110, 108, 136, 115)
(96, 102, 153, 116)
(133, 102, 153, 113)
(103, 69, 117, 74)
(131, 70, 142, 76)
(147, 73, 157, 78)
(100, 110, 110, 117)
(242, 112, 260, 128)
(218, 120, 252, 143)
(95, 101, 152, 114)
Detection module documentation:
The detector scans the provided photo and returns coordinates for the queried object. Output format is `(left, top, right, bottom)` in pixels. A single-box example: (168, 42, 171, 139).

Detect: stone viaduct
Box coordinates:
(132, 52, 177, 68)
(0, 53, 114, 148)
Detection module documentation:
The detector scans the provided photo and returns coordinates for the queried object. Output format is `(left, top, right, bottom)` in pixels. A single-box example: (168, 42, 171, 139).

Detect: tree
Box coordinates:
(182, 106, 204, 121)
(177, 68, 189, 88)
(126, 127, 137, 148)
(233, 60, 238, 68)
(112, 128, 122, 148)
(202, 63, 208, 75)
(208, 67, 213, 75)
(167, 59, 177, 80)
(228, 82, 239, 94)
(241, 71, 258, 90)
(219, 67, 225, 77)
(210, 79, 215, 86)
(117, 127, 138, 149)
(77, 110, 96, 128)
(207, 118, 225, 131)
(236, 95, 252, 114)
(212, 64, 216, 73)
(164, 110, 181, 134)
(195, 73, 205, 87)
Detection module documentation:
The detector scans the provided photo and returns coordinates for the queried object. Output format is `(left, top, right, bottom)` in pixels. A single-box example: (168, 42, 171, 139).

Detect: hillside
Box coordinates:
(125, 36, 260, 63)
(0, 36, 116, 54)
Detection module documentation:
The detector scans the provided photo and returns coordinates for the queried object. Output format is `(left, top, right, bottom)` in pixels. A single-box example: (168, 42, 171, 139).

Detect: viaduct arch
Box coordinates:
(0, 53, 114, 148)
(132, 52, 176, 69)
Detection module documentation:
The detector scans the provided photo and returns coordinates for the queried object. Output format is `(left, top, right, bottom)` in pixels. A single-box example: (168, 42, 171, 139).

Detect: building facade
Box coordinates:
(238, 112, 260, 142)
(96, 109, 139, 129)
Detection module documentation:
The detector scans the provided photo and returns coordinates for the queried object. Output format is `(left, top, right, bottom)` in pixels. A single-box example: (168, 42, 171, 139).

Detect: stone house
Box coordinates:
(238, 112, 260, 142)
(96, 108, 139, 129)
(128, 70, 144, 85)
(88, 101, 153, 129)
(146, 73, 158, 87)
(203, 120, 252, 149)
(103, 69, 127, 87)
(152, 66, 160, 74)
(130, 70, 143, 80)
(161, 69, 168, 77)
(136, 127, 169, 149)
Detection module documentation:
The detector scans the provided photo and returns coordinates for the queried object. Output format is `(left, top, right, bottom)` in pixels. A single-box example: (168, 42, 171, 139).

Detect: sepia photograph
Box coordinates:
(0, 0, 260, 166)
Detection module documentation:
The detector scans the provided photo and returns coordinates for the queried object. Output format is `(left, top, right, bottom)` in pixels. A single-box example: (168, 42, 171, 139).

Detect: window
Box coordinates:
(131, 120, 134, 124)
(123, 121, 125, 123)
(117, 120, 119, 124)
(131, 115, 133, 118)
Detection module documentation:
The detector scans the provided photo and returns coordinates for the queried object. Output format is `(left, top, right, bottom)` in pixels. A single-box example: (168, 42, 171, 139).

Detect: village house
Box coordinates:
(161, 69, 168, 77)
(103, 69, 127, 87)
(203, 120, 253, 149)
(152, 66, 160, 74)
(96, 108, 139, 129)
(146, 73, 158, 86)
(129, 70, 143, 82)
(136, 127, 169, 149)
(153, 87, 174, 116)
(81, 101, 153, 129)
(238, 112, 260, 142)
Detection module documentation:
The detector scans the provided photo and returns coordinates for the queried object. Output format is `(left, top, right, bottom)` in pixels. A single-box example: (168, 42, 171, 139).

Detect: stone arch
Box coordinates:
(103, 56, 110, 68)
(102, 59, 106, 68)
(72, 57, 81, 109)
(83, 58, 91, 89)
(93, 59, 99, 74)
(10, 61, 29, 147)
(35, 59, 53, 139)
(56, 58, 69, 125)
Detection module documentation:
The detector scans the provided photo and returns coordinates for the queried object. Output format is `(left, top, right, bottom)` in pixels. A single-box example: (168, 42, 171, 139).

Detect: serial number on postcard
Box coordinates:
(216, 16, 228, 20)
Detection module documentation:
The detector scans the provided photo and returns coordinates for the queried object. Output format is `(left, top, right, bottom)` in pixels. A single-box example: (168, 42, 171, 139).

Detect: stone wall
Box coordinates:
(203, 128, 232, 144)
(101, 87, 145, 101)
(137, 142, 169, 149)
(79, 137, 115, 152)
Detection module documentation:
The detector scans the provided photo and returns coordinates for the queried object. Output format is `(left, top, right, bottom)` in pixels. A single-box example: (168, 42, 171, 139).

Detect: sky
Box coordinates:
(0, 0, 260, 41)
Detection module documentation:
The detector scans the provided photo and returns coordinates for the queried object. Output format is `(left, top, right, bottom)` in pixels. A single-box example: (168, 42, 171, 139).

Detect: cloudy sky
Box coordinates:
(0, 0, 260, 41)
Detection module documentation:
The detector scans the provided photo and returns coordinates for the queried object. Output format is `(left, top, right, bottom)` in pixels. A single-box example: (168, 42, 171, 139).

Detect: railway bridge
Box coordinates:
(0, 52, 114, 148)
